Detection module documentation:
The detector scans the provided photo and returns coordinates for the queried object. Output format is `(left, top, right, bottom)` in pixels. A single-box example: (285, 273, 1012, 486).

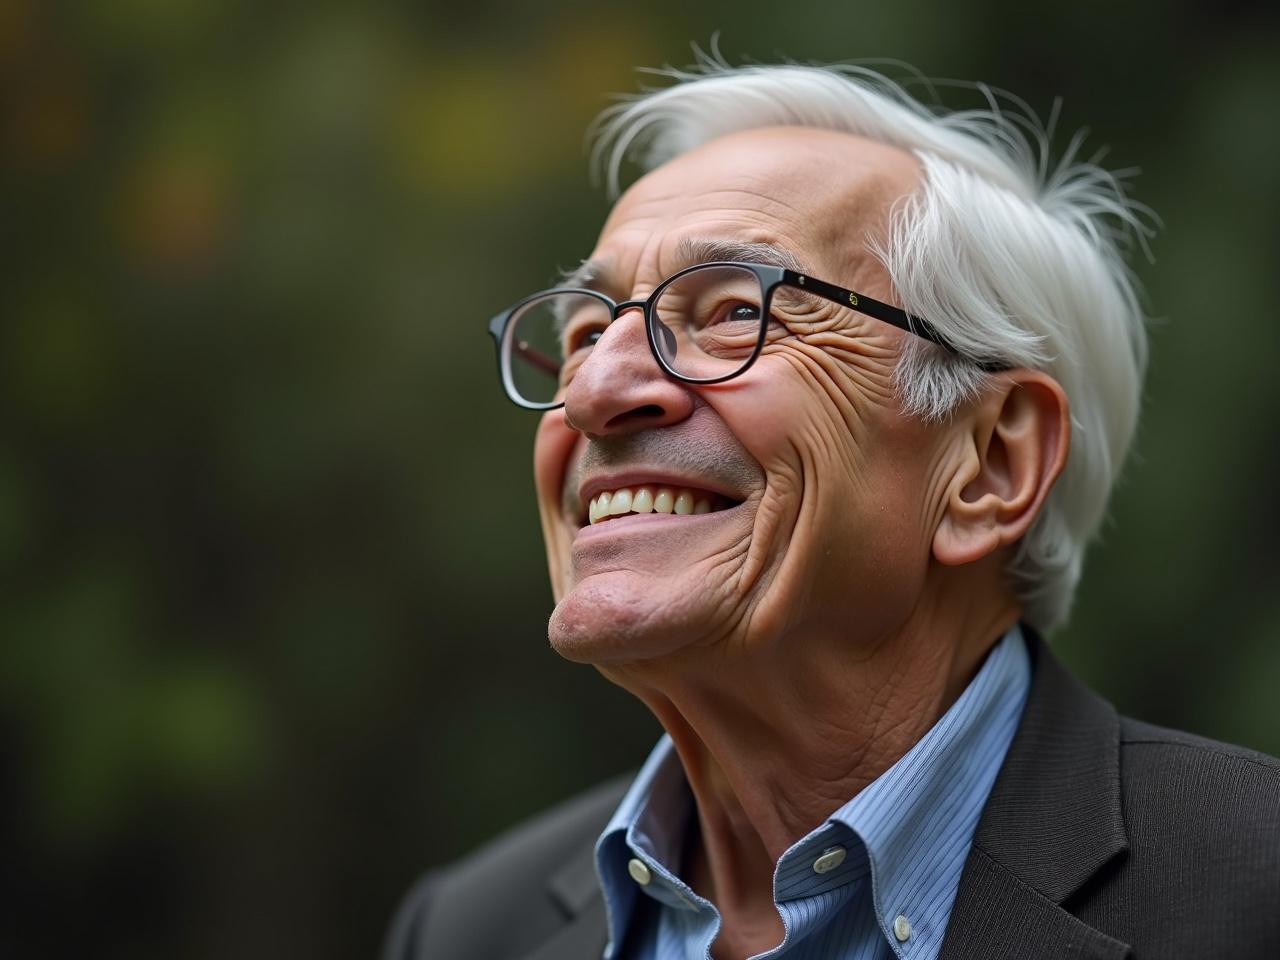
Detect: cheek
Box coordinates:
(533, 411, 581, 598)
(533, 411, 577, 511)
(716, 346, 895, 495)
(708, 347, 939, 624)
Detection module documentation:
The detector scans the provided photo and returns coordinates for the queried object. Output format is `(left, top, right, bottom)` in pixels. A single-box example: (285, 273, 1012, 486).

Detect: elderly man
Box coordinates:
(386, 59, 1279, 960)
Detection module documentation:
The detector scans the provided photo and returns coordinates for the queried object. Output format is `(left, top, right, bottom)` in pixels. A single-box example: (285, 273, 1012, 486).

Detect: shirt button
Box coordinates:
(811, 846, 847, 874)
(627, 858, 653, 886)
(893, 914, 912, 942)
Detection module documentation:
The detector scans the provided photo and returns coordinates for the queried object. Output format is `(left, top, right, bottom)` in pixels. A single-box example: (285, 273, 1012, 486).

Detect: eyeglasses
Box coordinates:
(487, 260, 994, 410)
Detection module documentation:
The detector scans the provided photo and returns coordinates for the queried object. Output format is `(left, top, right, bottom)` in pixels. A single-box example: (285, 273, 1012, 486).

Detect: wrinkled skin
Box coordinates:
(529, 126, 1068, 958)
(537, 129, 942, 663)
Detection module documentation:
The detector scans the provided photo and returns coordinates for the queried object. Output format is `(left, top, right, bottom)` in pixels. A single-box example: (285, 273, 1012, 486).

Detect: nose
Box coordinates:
(562, 303, 695, 438)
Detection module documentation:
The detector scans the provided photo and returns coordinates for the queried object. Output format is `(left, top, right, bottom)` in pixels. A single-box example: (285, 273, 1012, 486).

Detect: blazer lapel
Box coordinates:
(940, 630, 1132, 960)
(517, 832, 608, 960)
(939, 848, 1129, 960)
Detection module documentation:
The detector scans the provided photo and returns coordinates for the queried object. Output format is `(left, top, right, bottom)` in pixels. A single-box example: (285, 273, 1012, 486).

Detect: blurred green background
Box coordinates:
(2, 1, 1277, 957)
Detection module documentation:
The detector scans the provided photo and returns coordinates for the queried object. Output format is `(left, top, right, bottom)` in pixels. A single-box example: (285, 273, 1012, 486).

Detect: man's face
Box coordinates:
(533, 127, 961, 667)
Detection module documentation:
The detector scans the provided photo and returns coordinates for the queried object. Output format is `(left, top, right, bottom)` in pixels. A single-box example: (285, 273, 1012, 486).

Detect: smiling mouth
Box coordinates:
(584, 485, 740, 526)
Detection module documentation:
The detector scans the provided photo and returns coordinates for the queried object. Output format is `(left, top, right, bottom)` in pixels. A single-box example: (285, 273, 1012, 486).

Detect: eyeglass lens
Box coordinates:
(503, 264, 768, 407)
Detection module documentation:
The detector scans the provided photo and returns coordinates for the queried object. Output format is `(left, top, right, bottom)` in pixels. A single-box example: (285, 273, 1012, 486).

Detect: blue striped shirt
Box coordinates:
(594, 626, 1031, 960)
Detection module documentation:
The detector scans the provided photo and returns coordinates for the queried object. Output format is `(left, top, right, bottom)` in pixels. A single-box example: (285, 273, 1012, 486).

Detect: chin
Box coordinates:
(546, 574, 705, 665)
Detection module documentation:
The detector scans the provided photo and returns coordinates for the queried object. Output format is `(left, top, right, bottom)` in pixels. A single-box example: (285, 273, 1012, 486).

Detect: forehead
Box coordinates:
(595, 126, 920, 281)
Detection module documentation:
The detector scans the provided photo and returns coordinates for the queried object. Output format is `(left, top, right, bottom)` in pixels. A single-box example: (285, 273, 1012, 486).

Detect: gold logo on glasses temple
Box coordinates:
(848, 292, 859, 307)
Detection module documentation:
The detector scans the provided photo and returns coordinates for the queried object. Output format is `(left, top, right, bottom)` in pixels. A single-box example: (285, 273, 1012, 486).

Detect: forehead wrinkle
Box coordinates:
(600, 215, 806, 283)
(679, 183, 809, 216)
(672, 188, 815, 247)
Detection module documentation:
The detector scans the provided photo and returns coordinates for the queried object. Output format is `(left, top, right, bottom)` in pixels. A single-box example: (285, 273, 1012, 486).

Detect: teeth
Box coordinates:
(653, 488, 674, 514)
(591, 491, 611, 524)
(586, 485, 728, 525)
(609, 488, 633, 515)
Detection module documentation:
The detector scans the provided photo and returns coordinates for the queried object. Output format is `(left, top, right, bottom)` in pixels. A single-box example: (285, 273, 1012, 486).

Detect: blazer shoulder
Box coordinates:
(443, 771, 632, 887)
(1120, 716, 1280, 771)
(382, 773, 630, 960)
(1116, 715, 1280, 871)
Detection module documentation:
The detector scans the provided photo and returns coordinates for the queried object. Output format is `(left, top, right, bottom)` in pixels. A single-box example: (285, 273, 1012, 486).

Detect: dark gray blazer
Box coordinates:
(385, 636, 1280, 959)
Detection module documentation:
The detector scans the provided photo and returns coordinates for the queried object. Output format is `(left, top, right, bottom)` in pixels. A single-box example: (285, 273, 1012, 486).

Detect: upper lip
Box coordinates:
(576, 470, 746, 521)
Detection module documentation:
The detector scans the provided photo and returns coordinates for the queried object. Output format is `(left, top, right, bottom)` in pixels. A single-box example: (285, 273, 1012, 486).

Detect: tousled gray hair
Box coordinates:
(588, 48, 1155, 633)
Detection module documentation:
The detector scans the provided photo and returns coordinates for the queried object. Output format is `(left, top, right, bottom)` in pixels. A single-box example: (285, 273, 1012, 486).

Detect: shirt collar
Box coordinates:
(777, 625, 1031, 956)
(594, 732, 693, 956)
(595, 625, 1031, 960)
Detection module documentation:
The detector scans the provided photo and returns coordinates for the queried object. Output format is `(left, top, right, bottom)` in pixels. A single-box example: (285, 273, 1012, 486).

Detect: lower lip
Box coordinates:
(571, 505, 742, 543)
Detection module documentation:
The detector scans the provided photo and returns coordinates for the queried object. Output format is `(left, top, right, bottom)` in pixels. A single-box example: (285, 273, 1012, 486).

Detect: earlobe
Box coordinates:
(932, 372, 1070, 568)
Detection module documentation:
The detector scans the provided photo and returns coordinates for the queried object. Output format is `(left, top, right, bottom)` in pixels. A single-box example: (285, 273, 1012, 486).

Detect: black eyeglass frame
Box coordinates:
(487, 261, 1000, 411)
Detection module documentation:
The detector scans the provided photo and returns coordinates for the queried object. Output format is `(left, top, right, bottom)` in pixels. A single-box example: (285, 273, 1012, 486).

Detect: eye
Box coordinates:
(706, 300, 762, 326)
(565, 323, 606, 353)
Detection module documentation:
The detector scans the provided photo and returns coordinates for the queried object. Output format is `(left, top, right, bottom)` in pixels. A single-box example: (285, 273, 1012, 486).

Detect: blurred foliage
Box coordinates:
(0, 1, 1277, 957)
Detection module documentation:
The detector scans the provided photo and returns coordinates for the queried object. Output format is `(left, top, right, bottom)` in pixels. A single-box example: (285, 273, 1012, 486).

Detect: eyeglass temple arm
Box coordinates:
(779, 269, 957, 352)
(514, 338, 560, 377)
(489, 312, 563, 377)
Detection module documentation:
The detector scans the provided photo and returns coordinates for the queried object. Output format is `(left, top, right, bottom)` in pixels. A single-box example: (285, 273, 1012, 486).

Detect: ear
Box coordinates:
(932, 371, 1070, 567)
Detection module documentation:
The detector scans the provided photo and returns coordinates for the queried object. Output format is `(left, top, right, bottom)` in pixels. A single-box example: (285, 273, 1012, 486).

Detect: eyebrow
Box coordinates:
(556, 238, 811, 296)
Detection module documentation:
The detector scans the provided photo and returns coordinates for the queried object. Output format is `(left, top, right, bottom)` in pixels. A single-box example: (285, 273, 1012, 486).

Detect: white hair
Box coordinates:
(588, 48, 1155, 633)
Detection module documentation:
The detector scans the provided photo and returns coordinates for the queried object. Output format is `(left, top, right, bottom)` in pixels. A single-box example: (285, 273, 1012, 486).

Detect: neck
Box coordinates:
(600, 587, 1019, 958)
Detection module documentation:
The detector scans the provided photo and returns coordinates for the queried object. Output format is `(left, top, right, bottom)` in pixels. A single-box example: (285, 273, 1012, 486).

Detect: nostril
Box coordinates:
(605, 404, 667, 430)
